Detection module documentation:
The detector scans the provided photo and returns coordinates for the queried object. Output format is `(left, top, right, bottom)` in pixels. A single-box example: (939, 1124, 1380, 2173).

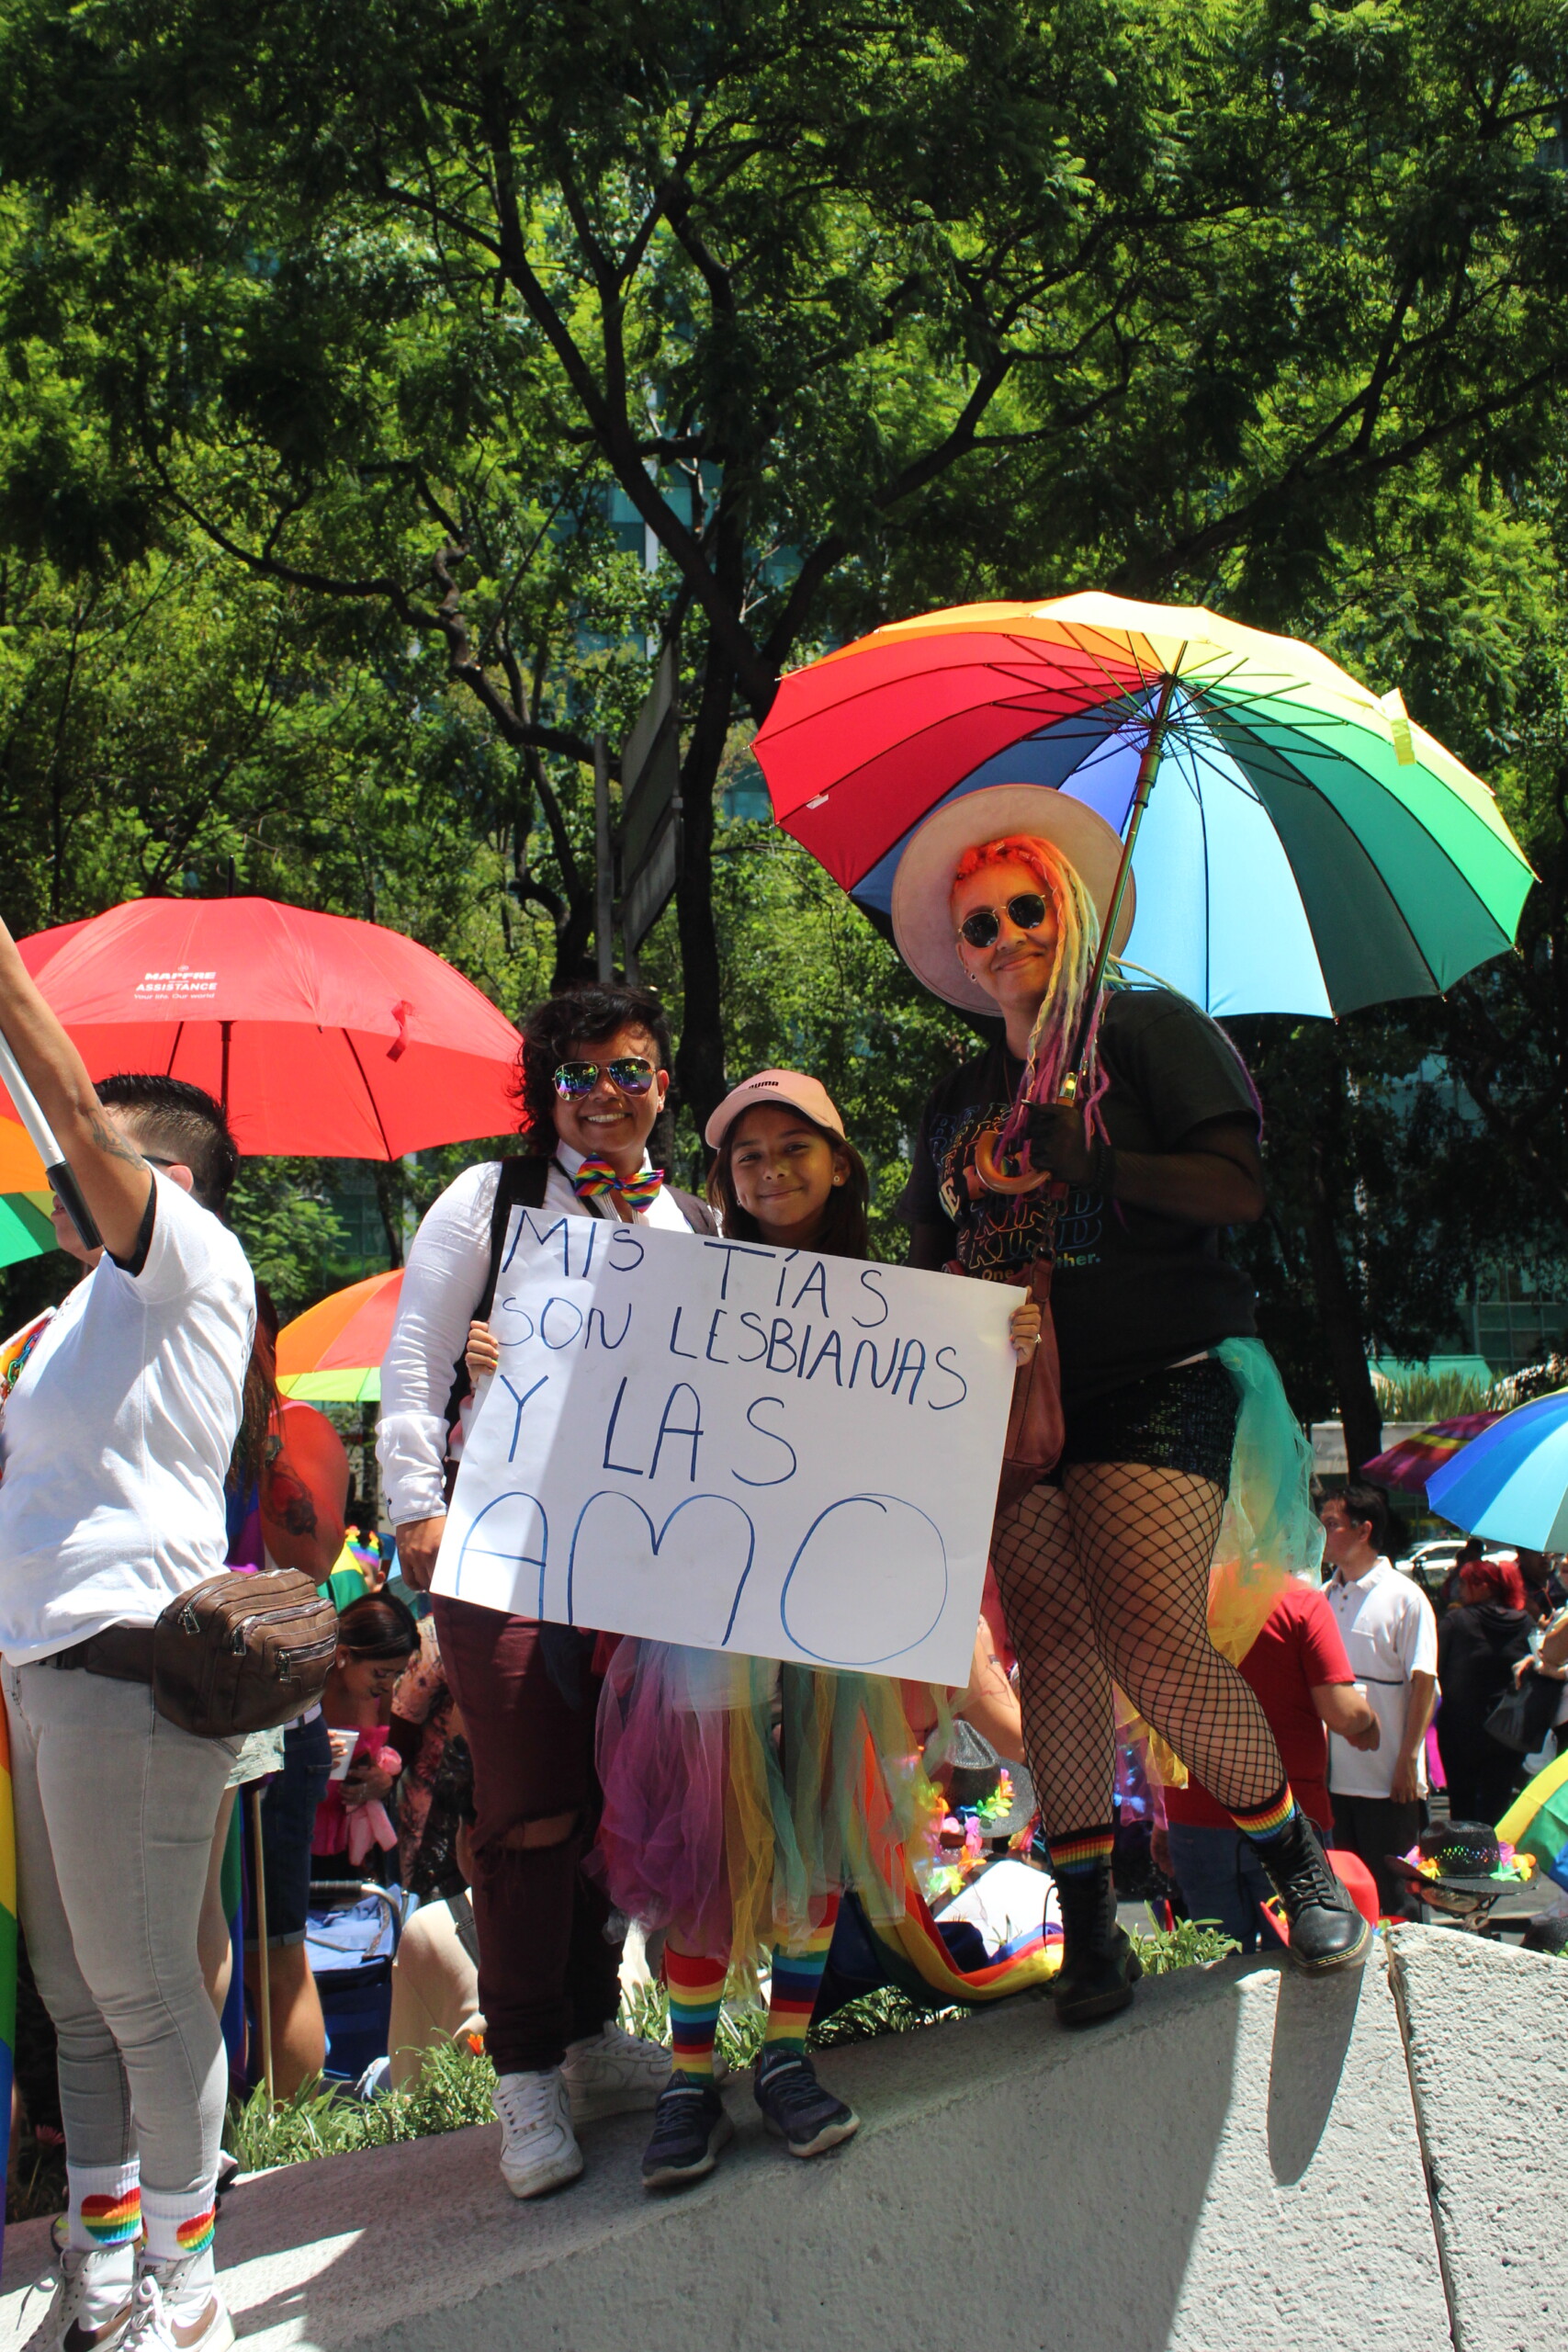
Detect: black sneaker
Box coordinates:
(640, 2079, 734, 2190)
(753, 2049, 859, 2158)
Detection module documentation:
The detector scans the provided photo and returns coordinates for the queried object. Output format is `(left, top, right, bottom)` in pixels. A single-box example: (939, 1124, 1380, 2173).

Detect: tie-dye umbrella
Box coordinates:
(754, 593, 1533, 1023)
(1363, 1412, 1500, 1494)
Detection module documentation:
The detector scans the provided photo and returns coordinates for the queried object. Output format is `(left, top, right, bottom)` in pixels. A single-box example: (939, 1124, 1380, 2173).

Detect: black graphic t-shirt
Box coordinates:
(898, 989, 1259, 1407)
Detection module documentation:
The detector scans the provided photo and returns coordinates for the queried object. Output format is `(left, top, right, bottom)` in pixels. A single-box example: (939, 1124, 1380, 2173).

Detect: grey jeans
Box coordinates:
(2, 1657, 239, 2194)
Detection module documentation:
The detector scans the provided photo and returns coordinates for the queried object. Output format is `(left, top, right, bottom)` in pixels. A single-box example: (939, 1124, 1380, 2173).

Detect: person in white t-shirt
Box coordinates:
(0, 922, 254, 2352)
(1320, 1480, 1439, 1919)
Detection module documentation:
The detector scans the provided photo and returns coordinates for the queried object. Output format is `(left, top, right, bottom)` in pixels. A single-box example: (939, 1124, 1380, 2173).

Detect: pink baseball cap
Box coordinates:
(704, 1069, 846, 1149)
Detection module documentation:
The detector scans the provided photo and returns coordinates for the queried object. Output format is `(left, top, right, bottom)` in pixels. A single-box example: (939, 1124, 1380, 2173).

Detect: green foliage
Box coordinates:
(1373, 1369, 1493, 1422)
(1129, 1919, 1241, 1976)
(0, 0, 1562, 1414)
(227, 1161, 355, 1322)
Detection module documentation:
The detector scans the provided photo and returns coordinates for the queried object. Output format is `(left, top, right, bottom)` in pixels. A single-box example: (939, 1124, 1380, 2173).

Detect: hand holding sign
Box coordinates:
(434, 1216, 1020, 1684)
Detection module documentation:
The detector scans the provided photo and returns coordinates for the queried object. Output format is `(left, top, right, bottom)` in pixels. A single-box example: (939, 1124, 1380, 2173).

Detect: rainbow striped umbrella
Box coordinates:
(0, 1115, 55, 1271)
(1499, 1750, 1568, 1893)
(754, 593, 1534, 1018)
(276, 1270, 402, 1405)
(1363, 1412, 1500, 1494)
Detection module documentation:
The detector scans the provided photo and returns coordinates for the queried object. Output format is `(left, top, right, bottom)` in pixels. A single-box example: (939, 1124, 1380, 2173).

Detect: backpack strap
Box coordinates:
(444, 1157, 551, 1431)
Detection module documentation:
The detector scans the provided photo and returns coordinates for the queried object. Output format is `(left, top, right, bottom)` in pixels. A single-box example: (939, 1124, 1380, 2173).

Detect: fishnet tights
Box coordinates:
(991, 1464, 1285, 1838)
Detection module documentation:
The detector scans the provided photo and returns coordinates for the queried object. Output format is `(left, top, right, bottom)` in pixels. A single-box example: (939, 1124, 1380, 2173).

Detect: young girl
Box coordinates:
(312, 1592, 420, 1875)
(585, 1070, 1041, 2189)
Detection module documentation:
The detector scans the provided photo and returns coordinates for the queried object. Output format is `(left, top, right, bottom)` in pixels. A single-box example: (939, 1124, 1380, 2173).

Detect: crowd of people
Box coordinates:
(0, 781, 1555, 2352)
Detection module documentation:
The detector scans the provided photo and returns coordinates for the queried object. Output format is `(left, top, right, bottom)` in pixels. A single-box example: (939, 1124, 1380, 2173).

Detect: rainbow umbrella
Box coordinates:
(1498, 1750, 1568, 1893)
(754, 593, 1533, 1020)
(276, 1270, 402, 1405)
(0, 1115, 55, 1271)
(1426, 1391, 1568, 1550)
(1363, 1412, 1500, 1494)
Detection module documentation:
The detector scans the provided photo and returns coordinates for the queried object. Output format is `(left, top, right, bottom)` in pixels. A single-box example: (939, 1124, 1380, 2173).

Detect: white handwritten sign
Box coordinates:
(432, 1215, 1020, 1684)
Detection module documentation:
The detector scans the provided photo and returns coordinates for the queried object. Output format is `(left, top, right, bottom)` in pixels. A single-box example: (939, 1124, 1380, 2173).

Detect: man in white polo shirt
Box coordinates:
(1321, 1480, 1439, 1918)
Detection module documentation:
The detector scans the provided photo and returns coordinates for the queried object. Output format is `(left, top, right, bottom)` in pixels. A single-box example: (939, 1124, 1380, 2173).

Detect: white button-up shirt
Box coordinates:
(378, 1148, 698, 1526)
(1325, 1556, 1439, 1800)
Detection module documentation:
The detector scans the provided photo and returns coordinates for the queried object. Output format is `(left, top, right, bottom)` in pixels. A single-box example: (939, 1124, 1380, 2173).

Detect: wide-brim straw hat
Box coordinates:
(889, 783, 1135, 1010)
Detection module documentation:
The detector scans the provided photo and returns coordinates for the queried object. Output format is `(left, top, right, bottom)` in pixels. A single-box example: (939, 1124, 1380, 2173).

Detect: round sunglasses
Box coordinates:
(957, 890, 1050, 950)
(552, 1057, 658, 1099)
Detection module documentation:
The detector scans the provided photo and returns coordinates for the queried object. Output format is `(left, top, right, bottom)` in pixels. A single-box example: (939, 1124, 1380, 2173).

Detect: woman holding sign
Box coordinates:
(378, 983, 716, 2203)
(897, 785, 1367, 2024)
(589, 1070, 1043, 2190)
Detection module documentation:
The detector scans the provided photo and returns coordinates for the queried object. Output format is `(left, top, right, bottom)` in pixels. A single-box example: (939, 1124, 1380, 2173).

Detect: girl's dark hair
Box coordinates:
(513, 983, 674, 1156)
(337, 1590, 420, 1661)
(707, 1112, 872, 1261)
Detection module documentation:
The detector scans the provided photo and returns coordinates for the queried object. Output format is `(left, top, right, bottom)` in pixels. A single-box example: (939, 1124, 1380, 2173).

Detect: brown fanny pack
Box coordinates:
(53, 1567, 338, 1740)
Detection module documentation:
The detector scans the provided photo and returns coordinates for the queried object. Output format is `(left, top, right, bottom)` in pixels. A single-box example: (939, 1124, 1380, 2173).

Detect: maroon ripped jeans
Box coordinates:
(432, 1596, 621, 2074)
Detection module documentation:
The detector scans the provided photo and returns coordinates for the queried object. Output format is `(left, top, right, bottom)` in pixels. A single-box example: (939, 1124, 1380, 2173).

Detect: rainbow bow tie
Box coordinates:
(572, 1158, 664, 1212)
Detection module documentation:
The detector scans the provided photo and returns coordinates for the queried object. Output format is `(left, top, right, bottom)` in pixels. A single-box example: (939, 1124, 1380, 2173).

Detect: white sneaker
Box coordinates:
(560, 2023, 675, 2121)
(118, 2259, 232, 2352)
(492, 2069, 584, 2199)
(20, 2244, 135, 2352)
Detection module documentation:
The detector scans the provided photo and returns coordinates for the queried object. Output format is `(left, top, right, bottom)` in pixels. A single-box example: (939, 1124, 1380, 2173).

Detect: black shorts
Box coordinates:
(246, 1711, 333, 1949)
(1055, 1358, 1238, 1487)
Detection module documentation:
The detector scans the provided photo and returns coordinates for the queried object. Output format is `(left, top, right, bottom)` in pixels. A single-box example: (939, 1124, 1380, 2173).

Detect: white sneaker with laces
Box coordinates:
(492, 2069, 583, 2199)
(20, 2243, 135, 2352)
(560, 2023, 677, 2121)
(118, 2258, 232, 2352)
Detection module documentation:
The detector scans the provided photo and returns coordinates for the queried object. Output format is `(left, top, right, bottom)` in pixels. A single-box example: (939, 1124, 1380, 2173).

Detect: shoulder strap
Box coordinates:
(443, 1158, 550, 1432)
(474, 1156, 549, 1326)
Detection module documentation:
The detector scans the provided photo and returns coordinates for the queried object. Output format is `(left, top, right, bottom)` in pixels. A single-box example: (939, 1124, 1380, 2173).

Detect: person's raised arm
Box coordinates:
(1023, 1108, 1265, 1227)
(0, 916, 152, 1260)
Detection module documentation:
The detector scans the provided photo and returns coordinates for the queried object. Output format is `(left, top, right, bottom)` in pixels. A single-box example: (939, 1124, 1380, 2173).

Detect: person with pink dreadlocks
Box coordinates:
(896, 785, 1367, 2023)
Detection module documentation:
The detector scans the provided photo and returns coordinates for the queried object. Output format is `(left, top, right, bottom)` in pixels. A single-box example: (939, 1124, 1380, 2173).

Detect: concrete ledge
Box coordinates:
(1388, 1923, 1568, 2352)
(1, 1945, 1449, 2352)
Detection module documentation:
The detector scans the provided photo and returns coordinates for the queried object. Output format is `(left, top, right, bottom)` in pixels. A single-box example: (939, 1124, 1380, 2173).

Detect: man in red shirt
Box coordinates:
(1152, 1580, 1381, 1949)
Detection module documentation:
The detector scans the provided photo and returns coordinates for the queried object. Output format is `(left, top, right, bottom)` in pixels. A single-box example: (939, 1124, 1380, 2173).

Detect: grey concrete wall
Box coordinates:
(1388, 1923, 1568, 2352)
(0, 1944, 1450, 2352)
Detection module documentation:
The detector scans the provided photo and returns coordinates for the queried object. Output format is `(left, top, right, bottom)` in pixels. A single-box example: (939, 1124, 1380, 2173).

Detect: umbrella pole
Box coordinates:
(1060, 654, 1184, 1101)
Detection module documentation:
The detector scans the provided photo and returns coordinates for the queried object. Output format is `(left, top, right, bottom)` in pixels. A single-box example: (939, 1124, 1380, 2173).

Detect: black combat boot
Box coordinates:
(1052, 1862, 1143, 2025)
(1249, 1809, 1371, 1973)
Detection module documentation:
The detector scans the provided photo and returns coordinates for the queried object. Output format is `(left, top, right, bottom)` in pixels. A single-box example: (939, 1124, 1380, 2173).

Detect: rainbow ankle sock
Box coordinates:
(1045, 1826, 1116, 1880)
(68, 2162, 141, 2255)
(764, 1894, 840, 2052)
(664, 1942, 728, 2082)
(1232, 1782, 1301, 1848)
(141, 2185, 216, 2267)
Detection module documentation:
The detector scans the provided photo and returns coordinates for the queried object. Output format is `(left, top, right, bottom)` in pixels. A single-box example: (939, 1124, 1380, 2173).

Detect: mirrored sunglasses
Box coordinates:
(957, 891, 1049, 950)
(552, 1057, 658, 1099)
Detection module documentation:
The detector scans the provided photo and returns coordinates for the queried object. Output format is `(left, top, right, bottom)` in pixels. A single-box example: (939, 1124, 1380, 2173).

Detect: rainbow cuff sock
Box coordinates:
(665, 1943, 728, 2082)
(1045, 1826, 1116, 1880)
(763, 1895, 840, 2052)
(141, 2187, 216, 2266)
(1232, 1784, 1300, 1847)
(69, 2164, 141, 2254)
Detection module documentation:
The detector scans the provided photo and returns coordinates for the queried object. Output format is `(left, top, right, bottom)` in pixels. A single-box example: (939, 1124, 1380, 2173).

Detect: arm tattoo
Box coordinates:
(85, 1113, 149, 1171)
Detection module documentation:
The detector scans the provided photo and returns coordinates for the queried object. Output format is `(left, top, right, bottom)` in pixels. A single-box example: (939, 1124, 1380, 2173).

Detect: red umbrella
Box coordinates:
(15, 898, 520, 1158)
